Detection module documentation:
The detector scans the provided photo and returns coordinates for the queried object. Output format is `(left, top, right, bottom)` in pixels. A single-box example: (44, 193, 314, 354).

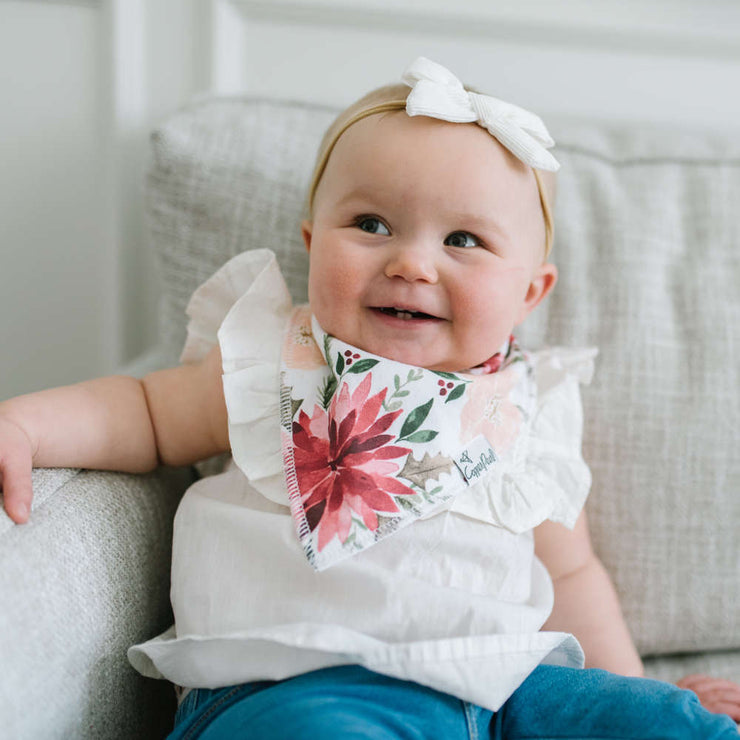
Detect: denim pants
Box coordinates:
(167, 664, 738, 739)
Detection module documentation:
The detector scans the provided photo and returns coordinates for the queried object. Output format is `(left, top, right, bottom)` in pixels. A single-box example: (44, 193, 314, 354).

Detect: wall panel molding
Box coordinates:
(207, 0, 249, 93)
(14, 0, 102, 7)
(98, 0, 150, 367)
(203, 0, 740, 132)
(226, 0, 740, 59)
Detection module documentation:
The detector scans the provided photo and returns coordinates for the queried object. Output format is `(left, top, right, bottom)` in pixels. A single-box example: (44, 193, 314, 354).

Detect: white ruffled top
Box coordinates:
(129, 249, 595, 712)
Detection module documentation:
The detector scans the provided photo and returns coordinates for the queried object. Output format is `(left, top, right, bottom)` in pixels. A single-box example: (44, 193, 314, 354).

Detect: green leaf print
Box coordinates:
(444, 384, 466, 403)
(319, 375, 338, 410)
(347, 358, 379, 374)
(395, 496, 417, 511)
(335, 353, 345, 375)
(402, 430, 438, 444)
(431, 370, 459, 381)
(399, 399, 433, 440)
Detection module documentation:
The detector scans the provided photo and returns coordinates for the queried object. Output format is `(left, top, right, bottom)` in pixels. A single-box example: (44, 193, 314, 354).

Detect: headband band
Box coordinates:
(307, 99, 407, 214)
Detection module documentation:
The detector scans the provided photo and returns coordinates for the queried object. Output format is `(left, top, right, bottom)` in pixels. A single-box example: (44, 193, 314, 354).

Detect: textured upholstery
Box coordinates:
(0, 467, 194, 739)
(541, 122, 740, 659)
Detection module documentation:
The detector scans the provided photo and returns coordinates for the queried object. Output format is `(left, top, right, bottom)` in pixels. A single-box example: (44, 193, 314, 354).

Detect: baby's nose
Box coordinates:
(383, 241, 439, 283)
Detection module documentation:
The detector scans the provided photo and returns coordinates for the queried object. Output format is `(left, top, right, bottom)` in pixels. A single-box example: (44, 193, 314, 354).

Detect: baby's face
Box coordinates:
(303, 112, 556, 371)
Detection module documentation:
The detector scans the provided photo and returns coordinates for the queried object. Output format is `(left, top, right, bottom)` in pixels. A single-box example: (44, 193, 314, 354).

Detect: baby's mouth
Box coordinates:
(374, 306, 439, 321)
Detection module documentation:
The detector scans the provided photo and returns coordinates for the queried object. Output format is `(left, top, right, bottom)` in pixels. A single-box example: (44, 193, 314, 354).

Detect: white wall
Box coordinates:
(1, 0, 739, 400)
(0, 2, 108, 398)
(0, 0, 204, 398)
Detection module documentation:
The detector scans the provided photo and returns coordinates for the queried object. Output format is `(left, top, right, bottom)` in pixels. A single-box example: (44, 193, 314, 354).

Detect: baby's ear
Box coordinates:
(515, 262, 558, 325)
(301, 220, 313, 252)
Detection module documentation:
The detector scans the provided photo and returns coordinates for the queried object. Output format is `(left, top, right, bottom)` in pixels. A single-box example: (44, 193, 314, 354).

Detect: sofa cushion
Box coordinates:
(146, 97, 739, 659)
(0, 466, 193, 739)
(545, 120, 740, 657)
(644, 650, 740, 686)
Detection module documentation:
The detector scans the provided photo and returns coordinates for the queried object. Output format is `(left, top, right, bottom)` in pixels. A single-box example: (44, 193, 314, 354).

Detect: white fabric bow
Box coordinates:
(402, 57, 559, 172)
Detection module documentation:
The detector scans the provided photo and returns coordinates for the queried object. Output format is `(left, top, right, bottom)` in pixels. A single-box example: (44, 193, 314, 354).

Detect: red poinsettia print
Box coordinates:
(291, 373, 415, 551)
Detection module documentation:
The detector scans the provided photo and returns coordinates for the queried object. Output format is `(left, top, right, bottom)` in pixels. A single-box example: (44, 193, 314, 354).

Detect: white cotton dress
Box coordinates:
(128, 249, 596, 712)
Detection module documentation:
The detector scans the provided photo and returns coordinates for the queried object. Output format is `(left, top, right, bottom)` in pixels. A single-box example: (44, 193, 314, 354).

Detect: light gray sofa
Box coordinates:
(1, 96, 738, 738)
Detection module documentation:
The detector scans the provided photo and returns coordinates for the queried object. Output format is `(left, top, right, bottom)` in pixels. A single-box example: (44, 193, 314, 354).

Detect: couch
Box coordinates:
(1, 96, 738, 738)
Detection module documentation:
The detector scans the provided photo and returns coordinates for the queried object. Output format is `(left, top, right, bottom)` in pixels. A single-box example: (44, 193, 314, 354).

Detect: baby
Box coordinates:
(2, 58, 739, 738)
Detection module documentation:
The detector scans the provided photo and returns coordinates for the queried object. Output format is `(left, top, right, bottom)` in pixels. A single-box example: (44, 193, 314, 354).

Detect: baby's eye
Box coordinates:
(356, 216, 390, 236)
(444, 231, 480, 248)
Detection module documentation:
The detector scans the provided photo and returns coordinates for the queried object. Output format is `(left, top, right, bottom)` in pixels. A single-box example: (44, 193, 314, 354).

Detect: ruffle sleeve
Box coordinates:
(181, 248, 292, 506)
(449, 347, 597, 533)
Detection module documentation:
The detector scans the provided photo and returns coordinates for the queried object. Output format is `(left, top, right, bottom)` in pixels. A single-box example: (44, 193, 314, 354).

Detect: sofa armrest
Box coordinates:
(0, 466, 195, 740)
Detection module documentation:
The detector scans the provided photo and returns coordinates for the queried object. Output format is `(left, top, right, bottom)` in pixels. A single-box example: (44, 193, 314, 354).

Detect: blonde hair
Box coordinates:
(306, 83, 556, 258)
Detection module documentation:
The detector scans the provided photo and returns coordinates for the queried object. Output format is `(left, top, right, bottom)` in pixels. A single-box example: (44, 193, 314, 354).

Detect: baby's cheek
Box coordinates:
(460, 295, 517, 357)
(308, 273, 353, 339)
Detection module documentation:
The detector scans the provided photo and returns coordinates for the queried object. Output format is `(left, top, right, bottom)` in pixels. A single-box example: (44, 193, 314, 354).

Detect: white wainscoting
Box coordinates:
(2, 0, 739, 399)
(0, 1, 111, 399)
(0, 0, 203, 398)
(207, 0, 740, 128)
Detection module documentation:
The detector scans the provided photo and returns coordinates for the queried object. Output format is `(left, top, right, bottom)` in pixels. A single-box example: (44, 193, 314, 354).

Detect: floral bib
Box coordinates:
(280, 306, 536, 571)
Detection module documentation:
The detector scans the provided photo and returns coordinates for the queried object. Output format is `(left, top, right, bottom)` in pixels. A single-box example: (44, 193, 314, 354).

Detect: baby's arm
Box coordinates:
(0, 345, 228, 524)
(535, 514, 740, 720)
(534, 512, 645, 676)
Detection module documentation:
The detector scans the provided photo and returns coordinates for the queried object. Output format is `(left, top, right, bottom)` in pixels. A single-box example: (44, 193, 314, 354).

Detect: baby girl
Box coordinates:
(1, 58, 739, 738)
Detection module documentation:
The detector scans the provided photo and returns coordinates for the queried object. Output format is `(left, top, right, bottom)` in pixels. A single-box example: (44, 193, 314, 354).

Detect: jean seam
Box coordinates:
(181, 685, 248, 740)
(174, 690, 198, 728)
(461, 701, 479, 740)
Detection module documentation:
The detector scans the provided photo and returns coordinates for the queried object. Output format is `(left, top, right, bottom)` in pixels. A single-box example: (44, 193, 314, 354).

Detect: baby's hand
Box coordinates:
(677, 674, 740, 722)
(0, 416, 35, 524)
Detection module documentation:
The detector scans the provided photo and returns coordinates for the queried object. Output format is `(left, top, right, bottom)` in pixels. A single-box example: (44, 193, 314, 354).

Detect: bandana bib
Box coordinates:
(280, 306, 536, 571)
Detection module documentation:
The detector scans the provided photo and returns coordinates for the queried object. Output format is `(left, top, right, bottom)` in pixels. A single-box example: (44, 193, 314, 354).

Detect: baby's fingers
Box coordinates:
(698, 698, 740, 723)
(678, 674, 740, 697)
(677, 674, 740, 721)
(0, 427, 34, 524)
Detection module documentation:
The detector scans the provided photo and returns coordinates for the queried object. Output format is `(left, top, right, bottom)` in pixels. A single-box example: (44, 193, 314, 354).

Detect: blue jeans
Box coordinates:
(168, 664, 738, 739)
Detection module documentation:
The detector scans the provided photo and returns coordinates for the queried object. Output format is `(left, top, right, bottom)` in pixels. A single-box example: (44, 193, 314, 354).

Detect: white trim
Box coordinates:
(206, 0, 249, 94)
(14, 0, 101, 7)
(191, 0, 215, 94)
(226, 0, 740, 59)
(98, 0, 149, 369)
(109, 0, 147, 131)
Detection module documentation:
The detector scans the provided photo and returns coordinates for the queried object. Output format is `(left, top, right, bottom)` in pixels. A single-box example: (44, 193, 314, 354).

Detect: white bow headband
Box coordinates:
(307, 57, 557, 254)
(402, 57, 560, 172)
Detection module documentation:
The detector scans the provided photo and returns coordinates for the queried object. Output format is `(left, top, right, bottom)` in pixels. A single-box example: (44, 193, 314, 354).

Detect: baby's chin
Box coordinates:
(316, 315, 497, 372)
(361, 338, 507, 372)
